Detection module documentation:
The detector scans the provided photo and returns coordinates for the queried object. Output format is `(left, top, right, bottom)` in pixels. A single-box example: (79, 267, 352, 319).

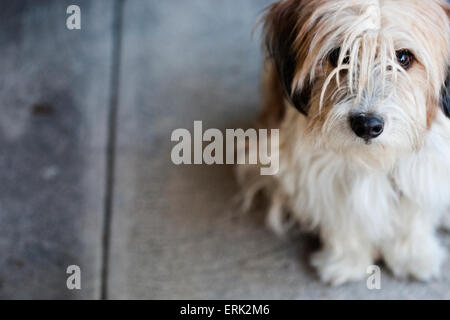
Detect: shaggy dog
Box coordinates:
(237, 0, 450, 285)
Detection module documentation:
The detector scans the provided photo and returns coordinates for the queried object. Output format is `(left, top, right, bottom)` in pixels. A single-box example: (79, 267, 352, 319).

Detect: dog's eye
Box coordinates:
(396, 50, 414, 70)
(329, 47, 349, 68)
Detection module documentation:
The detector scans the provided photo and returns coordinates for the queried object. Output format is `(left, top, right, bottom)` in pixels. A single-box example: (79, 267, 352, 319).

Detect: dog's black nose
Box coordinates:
(349, 114, 384, 140)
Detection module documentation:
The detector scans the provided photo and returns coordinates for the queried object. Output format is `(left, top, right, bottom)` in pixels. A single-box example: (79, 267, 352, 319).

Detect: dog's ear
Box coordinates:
(441, 69, 450, 118)
(263, 0, 311, 116)
(439, 2, 450, 118)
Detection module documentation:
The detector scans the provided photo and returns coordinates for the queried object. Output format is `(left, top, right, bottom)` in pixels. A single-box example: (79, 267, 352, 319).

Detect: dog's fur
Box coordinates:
(237, 0, 450, 285)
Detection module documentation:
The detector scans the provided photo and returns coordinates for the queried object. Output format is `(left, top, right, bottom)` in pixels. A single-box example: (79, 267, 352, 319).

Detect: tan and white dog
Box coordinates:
(237, 0, 450, 285)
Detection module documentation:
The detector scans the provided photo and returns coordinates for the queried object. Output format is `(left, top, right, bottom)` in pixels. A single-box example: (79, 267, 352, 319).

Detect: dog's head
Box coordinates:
(264, 0, 450, 163)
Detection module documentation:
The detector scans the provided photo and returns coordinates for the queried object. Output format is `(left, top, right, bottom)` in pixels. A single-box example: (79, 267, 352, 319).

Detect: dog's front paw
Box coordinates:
(383, 235, 445, 281)
(311, 249, 370, 286)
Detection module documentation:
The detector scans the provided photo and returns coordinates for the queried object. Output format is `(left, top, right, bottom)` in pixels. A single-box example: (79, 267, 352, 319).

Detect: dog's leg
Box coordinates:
(381, 201, 445, 281)
(311, 228, 374, 286)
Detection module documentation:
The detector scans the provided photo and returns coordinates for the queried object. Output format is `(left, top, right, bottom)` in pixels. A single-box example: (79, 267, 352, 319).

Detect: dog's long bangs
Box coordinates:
(317, 32, 401, 111)
(289, 1, 400, 110)
(290, 0, 450, 112)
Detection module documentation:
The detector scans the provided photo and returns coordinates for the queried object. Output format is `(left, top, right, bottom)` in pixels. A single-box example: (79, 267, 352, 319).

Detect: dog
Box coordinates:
(237, 0, 450, 285)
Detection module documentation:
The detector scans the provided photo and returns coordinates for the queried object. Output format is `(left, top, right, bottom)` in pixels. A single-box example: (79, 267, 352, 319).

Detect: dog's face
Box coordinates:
(265, 0, 450, 164)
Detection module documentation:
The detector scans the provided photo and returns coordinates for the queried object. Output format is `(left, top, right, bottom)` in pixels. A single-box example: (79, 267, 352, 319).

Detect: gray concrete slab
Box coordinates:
(108, 0, 450, 299)
(0, 1, 114, 299)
